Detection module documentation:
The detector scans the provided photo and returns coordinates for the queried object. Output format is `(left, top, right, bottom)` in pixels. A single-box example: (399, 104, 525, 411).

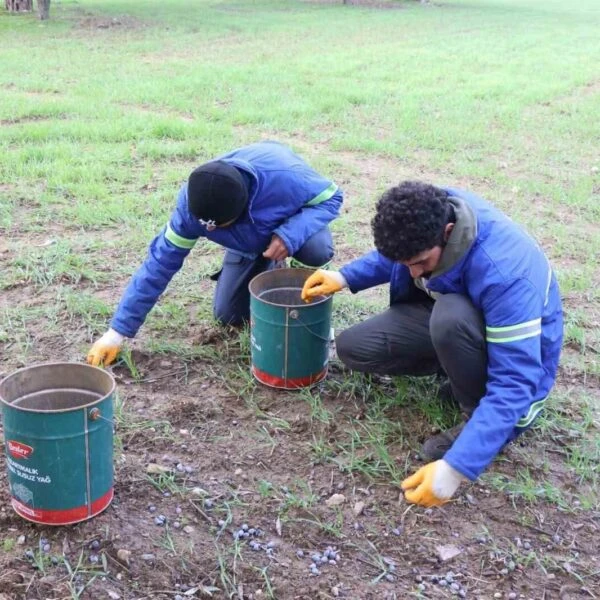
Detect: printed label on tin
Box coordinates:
(6, 456, 51, 484)
(6, 440, 34, 459)
(251, 334, 262, 352)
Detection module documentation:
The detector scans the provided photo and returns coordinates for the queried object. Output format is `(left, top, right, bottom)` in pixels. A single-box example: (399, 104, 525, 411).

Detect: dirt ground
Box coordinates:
(0, 315, 599, 600)
(0, 137, 598, 600)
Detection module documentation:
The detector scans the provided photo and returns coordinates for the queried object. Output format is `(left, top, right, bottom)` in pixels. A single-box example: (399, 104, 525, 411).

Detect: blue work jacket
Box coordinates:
(340, 188, 563, 480)
(111, 141, 342, 337)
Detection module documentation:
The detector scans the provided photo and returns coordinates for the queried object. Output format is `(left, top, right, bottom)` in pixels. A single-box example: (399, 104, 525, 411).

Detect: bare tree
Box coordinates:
(5, 0, 50, 18)
(5, 0, 33, 12)
(37, 0, 50, 19)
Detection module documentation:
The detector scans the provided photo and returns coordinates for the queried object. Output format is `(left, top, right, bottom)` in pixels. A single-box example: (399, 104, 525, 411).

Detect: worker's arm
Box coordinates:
(339, 250, 396, 292)
(444, 278, 549, 480)
(274, 186, 343, 257)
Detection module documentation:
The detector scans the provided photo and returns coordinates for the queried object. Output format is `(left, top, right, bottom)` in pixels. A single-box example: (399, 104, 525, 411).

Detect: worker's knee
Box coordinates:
(430, 294, 484, 350)
(293, 228, 334, 268)
(213, 304, 248, 327)
(335, 327, 365, 370)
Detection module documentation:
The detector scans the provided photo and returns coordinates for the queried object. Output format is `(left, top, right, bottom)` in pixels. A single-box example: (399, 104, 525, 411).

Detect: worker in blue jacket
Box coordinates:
(87, 141, 343, 366)
(302, 181, 563, 508)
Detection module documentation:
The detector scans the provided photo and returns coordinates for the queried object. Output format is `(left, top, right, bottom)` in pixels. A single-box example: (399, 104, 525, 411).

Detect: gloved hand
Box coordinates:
(87, 328, 125, 367)
(301, 270, 347, 302)
(401, 460, 464, 507)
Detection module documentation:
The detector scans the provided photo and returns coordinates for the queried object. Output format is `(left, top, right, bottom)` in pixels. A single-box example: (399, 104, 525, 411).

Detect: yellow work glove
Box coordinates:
(86, 328, 125, 367)
(301, 269, 347, 302)
(401, 460, 464, 508)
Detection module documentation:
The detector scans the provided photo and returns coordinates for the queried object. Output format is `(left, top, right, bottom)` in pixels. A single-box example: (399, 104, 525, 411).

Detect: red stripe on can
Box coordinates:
(252, 365, 327, 389)
(11, 488, 114, 525)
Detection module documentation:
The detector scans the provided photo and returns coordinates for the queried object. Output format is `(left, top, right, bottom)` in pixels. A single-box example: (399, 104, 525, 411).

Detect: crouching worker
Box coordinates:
(302, 181, 562, 507)
(87, 141, 343, 366)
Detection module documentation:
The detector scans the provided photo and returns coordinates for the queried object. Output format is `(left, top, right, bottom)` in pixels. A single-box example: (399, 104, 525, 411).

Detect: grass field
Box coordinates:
(1, 0, 599, 598)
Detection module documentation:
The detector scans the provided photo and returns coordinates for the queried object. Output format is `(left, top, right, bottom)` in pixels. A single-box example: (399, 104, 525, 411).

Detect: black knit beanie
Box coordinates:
(187, 161, 248, 226)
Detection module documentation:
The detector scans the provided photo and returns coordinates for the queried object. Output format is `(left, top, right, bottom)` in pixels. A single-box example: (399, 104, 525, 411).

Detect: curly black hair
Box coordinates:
(371, 181, 451, 261)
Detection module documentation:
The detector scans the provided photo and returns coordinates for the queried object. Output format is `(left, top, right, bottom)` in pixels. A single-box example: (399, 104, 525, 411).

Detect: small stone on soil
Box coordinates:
(325, 493, 346, 507)
(353, 501, 365, 516)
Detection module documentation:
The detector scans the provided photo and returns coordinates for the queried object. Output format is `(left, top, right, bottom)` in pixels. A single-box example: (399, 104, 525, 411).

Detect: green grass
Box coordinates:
(1, 0, 599, 513)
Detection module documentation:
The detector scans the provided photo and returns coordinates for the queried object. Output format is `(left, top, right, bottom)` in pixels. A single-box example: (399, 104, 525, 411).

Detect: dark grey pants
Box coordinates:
(335, 294, 487, 414)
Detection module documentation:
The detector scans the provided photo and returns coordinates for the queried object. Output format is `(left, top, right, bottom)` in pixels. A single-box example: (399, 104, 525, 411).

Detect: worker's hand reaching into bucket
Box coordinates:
(401, 460, 464, 507)
(87, 328, 125, 367)
(263, 235, 289, 261)
(301, 269, 347, 302)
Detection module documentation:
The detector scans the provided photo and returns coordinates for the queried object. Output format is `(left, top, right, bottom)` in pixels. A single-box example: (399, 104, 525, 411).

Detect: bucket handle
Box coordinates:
(289, 310, 331, 343)
(89, 408, 116, 427)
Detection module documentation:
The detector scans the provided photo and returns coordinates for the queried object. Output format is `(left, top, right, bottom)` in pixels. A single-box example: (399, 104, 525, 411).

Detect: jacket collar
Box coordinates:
(431, 196, 477, 279)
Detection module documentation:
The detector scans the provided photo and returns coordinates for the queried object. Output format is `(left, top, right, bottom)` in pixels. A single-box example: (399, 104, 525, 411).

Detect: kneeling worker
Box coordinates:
(302, 181, 562, 507)
(87, 141, 343, 366)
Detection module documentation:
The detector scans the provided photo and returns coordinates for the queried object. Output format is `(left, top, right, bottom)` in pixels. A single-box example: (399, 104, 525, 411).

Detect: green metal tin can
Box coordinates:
(0, 363, 115, 525)
(249, 268, 333, 389)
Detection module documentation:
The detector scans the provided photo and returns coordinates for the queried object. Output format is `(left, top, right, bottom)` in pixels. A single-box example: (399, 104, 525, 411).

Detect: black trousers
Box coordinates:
(335, 294, 488, 414)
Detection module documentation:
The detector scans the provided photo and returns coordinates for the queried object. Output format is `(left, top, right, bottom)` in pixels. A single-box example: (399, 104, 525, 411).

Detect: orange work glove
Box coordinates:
(301, 269, 347, 302)
(87, 328, 125, 367)
(401, 460, 464, 508)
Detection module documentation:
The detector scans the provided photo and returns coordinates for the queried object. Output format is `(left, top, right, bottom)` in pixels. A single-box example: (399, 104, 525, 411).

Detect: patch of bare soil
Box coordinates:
(303, 0, 408, 8)
(0, 319, 599, 599)
(76, 14, 145, 31)
(1, 151, 598, 598)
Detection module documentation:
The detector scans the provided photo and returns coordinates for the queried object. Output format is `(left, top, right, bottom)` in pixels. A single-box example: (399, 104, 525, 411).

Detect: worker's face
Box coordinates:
(401, 223, 454, 279)
(402, 247, 444, 279)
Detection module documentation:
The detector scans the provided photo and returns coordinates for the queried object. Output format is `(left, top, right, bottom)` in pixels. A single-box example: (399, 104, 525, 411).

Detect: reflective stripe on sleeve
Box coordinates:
(305, 183, 338, 206)
(486, 318, 541, 343)
(544, 258, 552, 307)
(516, 398, 546, 428)
(165, 223, 197, 250)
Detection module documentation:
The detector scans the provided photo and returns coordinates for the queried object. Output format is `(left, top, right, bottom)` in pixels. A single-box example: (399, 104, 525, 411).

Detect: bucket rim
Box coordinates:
(0, 361, 116, 413)
(249, 268, 331, 308)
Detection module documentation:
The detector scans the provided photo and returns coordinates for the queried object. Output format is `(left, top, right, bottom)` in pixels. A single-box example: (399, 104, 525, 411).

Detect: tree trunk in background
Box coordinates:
(5, 0, 33, 11)
(37, 0, 50, 19)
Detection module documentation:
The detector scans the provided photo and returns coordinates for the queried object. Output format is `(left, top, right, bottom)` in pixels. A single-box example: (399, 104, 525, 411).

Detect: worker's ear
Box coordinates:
(443, 222, 454, 242)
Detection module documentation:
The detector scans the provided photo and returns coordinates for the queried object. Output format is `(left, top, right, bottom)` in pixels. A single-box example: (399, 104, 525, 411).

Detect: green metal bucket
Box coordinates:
(0, 362, 115, 525)
(249, 268, 333, 389)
